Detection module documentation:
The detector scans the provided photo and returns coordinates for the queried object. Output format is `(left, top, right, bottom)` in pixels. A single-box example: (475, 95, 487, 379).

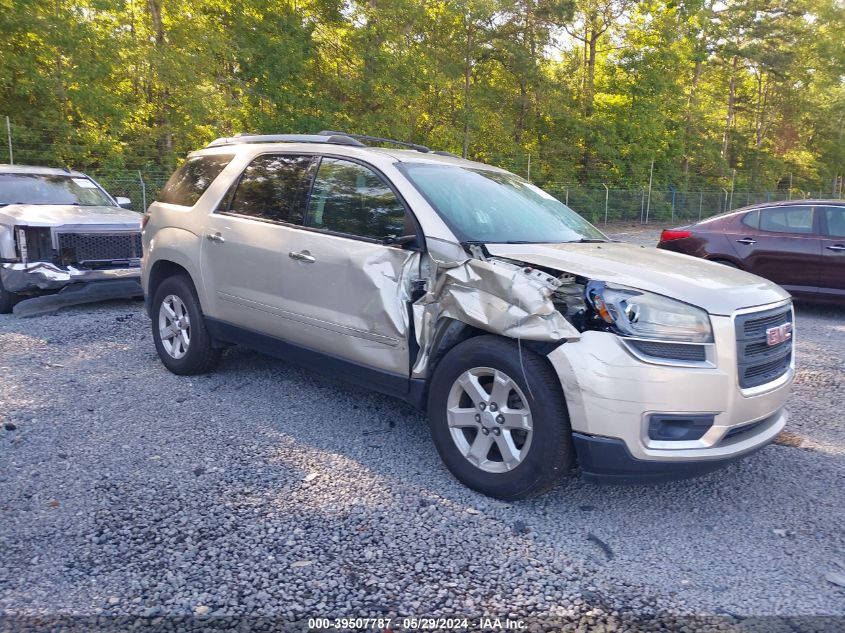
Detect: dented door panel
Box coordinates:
(271, 225, 417, 375)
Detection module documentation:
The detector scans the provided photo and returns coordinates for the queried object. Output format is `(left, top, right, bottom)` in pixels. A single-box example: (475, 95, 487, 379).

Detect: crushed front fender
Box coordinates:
(412, 256, 580, 376)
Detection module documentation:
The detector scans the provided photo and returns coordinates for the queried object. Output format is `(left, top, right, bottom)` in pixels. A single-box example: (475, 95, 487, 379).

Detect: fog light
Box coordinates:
(648, 414, 714, 441)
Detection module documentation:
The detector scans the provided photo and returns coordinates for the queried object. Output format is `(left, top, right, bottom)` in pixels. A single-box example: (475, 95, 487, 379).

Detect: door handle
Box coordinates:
(827, 244, 845, 252)
(736, 238, 757, 245)
(206, 232, 225, 243)
(289, 250, 316, 263)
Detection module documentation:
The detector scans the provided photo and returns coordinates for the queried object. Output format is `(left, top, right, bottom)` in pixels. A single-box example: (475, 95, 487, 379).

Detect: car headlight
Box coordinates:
(586, 281, 713, 343)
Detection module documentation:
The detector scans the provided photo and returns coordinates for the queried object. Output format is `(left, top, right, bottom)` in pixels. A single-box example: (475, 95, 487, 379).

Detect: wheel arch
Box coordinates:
(706, 255, 744, 269)
(418, 317, 567, 407)
(146, 260, 197, 318)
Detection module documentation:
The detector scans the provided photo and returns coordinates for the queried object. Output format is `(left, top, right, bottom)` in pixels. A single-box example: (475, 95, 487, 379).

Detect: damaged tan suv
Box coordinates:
(142, 132, 794, 499)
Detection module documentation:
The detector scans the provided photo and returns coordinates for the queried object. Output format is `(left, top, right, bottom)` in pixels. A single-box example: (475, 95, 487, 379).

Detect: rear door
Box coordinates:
(199, 153, 316, 334)
(728, 205, 821, 295)
(817, 204, 845, 300)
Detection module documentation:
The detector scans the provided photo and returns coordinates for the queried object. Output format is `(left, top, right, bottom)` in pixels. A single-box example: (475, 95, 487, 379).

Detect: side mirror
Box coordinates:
(116, 196, 132, 209)
(382, 234, 418, 248)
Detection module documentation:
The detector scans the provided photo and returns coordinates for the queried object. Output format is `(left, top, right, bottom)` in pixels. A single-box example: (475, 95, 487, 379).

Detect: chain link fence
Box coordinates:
(89, 171, 171, 213)
(84, 168, 845, 223)
(544, 185, 843, 225)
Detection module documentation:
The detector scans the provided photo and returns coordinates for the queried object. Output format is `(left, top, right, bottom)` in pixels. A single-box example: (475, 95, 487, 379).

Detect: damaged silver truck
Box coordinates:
(0, 165, 143, 316)
(142, 133, 794, 499)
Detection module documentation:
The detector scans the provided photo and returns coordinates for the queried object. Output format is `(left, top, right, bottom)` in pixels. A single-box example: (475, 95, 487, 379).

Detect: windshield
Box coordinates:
(0, 173, 113, 206)
(402, 163, 606, 243)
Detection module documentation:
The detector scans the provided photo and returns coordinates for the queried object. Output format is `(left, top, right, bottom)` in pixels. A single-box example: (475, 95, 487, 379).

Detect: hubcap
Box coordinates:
(158, 294, 191, 359)
(446, 367, 533, 473)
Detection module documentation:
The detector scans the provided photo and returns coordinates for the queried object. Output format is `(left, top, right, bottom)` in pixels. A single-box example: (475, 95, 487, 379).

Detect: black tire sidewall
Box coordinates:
(151, 275, 216, 375)
(427, 336, 574, 500)
(0, 276, 18, 314)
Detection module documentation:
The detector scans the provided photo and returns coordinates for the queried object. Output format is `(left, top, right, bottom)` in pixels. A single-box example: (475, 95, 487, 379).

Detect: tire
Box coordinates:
(0, 277, 19, 314)
(427, 335, 575, 500)
(151, 275, 221, 375)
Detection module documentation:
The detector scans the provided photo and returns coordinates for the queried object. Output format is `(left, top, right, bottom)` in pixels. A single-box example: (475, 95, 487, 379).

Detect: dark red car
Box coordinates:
(657, 200, 845, 302)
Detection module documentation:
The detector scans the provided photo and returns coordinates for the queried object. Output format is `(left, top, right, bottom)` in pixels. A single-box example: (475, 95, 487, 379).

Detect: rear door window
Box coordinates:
(759, 206, 814, 235)
(222, 154, 315, 224)
(159, 154, 233, 206)
(304, 158, 409, 240)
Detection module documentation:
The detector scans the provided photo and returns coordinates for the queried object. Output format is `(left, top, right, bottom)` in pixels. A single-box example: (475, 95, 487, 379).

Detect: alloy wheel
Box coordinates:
(158, 294, 191, 359)
(446, 367, 533, 473)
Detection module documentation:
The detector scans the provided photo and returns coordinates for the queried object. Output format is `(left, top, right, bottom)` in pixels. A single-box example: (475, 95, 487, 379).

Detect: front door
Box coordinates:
(274, 156, 421, 375)
(818, 205, 845, 300)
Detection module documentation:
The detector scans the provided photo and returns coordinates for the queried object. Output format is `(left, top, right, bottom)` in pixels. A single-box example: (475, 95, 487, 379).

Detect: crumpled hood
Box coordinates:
(485, 242, 790, 316)
(0, 204, 141, 228)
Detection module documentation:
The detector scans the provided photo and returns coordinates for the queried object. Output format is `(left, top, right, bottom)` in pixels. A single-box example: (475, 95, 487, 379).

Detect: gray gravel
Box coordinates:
(1, 233, 844, 628)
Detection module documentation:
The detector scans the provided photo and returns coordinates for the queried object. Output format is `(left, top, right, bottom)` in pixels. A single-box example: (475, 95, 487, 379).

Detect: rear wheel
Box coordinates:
(427, 335, 575, 500)
(151, 275, 221, 375)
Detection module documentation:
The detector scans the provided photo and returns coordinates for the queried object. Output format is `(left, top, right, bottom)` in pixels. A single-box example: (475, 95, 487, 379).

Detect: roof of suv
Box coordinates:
(0, 164, 88, 177)
(200, 133, 508, 173)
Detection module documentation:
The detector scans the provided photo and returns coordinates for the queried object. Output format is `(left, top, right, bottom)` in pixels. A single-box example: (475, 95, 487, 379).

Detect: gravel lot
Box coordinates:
(1, 227, 843, 630)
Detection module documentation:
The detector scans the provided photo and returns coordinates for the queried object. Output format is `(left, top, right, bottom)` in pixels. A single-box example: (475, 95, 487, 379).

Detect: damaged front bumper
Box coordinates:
(547, 308, 792, 483)
(0, 261, 141, 292)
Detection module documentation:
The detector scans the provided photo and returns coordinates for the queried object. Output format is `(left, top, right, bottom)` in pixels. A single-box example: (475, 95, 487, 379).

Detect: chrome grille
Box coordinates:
(57, 232, 142, 264)
(735, 305, 793, 389)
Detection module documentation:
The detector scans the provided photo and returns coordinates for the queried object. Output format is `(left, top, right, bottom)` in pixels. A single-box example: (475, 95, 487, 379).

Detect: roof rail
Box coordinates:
(318, 130, 431, 153)
(206, 131, 441, 155)
(206, 133, 366, 148)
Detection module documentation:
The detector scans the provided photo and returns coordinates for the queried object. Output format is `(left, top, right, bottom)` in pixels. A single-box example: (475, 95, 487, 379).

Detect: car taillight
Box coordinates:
(660, 229, 691, 242)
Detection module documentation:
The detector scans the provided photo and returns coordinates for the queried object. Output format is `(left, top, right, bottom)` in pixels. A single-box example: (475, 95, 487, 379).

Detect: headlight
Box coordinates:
(586, 281, 713, 343)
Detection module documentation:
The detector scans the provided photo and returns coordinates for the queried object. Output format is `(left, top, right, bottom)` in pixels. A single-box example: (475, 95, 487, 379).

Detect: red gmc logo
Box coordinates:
(766, 323, 793, 346)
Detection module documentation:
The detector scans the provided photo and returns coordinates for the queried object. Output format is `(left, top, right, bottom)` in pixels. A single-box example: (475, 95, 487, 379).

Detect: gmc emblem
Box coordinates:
(766, 323, 793, 346)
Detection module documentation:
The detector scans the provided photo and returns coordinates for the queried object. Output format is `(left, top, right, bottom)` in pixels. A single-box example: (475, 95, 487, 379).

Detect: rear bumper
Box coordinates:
(573, 407, 785, 484)
(0, 261, 140, 292)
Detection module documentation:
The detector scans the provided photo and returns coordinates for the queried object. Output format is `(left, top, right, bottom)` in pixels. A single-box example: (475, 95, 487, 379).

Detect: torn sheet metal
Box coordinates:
(359, 247, 417, 344)
(1, 261, 141, 292)
(412, 256, 581, 375)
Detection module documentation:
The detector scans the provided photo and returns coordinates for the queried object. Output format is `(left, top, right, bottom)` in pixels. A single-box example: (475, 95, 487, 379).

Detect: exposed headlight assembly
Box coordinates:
(586, 281, 713, 343)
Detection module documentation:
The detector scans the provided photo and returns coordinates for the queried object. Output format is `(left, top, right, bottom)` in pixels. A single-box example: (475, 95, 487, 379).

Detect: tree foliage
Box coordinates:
(0, 0, 843, 191)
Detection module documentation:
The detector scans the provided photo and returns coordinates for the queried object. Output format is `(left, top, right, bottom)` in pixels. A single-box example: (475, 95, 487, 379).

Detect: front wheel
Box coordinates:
(0, 276, 19, 314)
(427, 335, 575, 500)
(151, 275, 221, 375)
